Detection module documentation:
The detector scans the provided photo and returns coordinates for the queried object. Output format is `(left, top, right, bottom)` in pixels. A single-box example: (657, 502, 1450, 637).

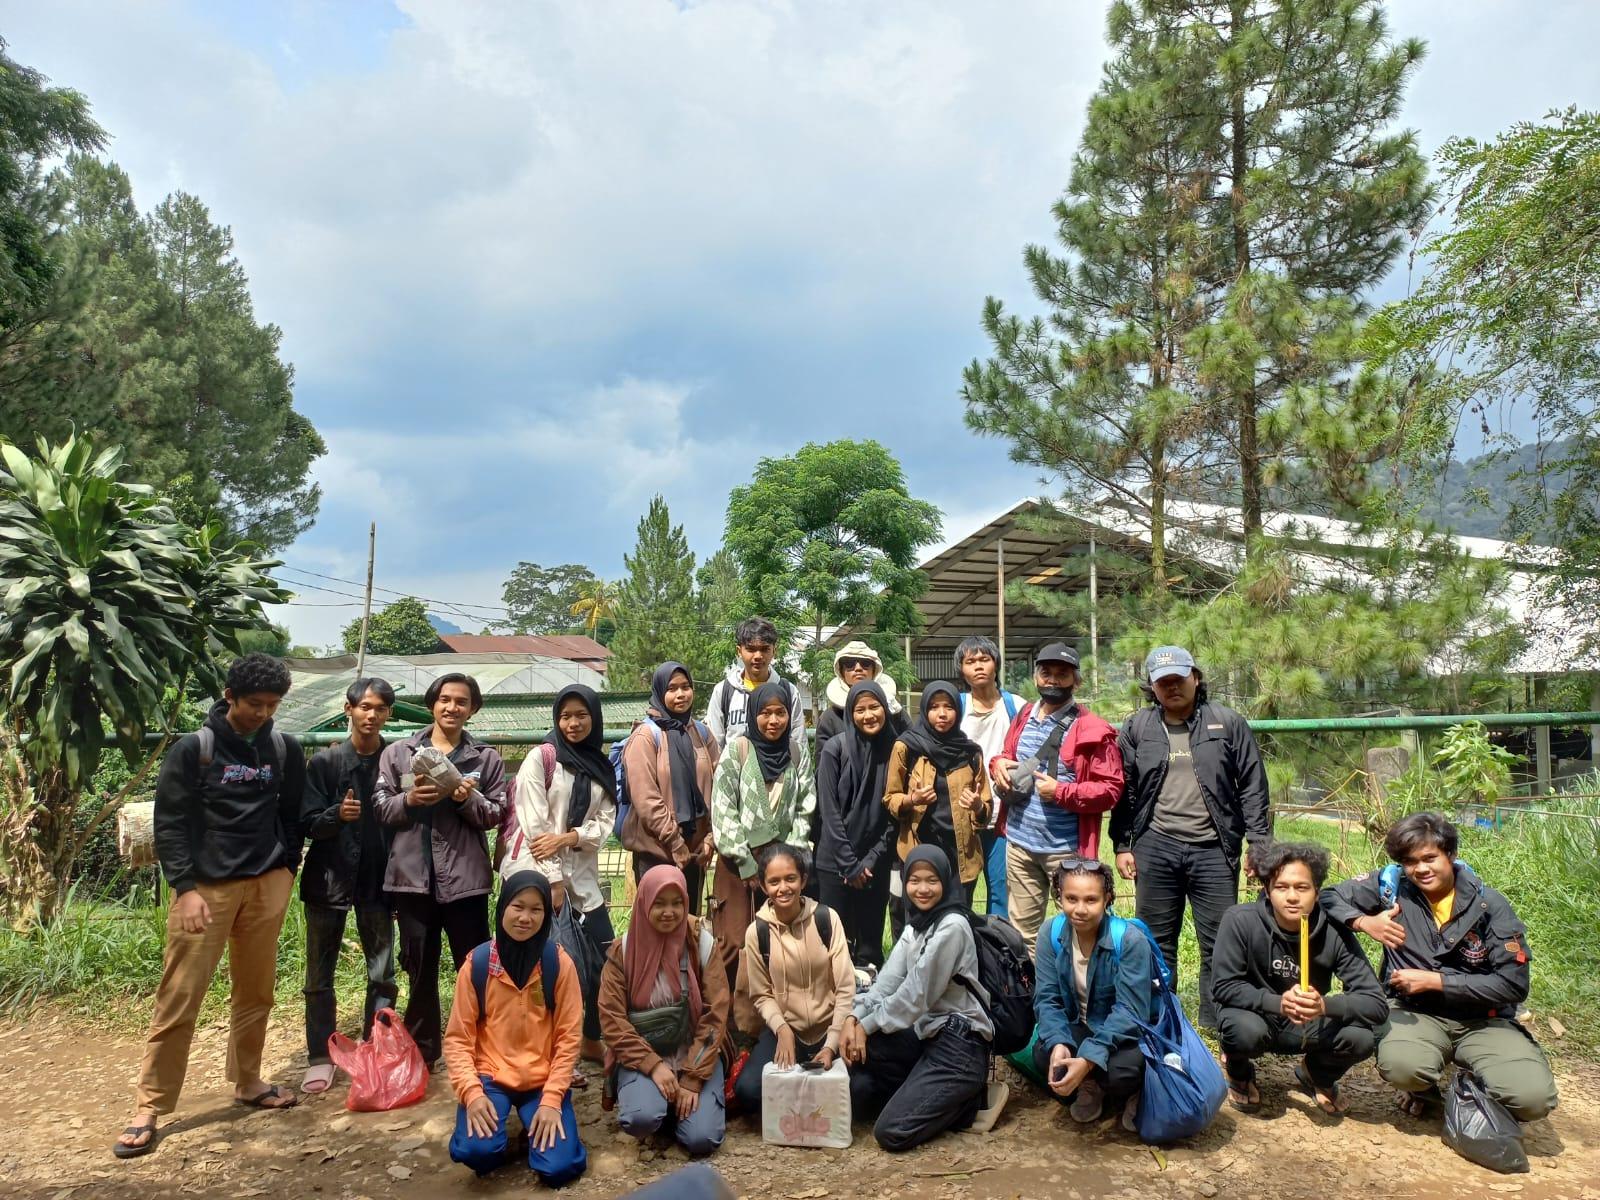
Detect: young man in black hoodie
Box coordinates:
(1322, 812, 1557, 1124)
(298, 676, 398, 1095)
(1212, 842, 1386, 1115)
(115, 653, 306, 1159)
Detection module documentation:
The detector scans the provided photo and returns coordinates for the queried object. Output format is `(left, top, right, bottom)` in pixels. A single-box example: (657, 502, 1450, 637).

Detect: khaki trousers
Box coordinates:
(133, 867, 293, 1115)
(1005, 841, 1078, 959)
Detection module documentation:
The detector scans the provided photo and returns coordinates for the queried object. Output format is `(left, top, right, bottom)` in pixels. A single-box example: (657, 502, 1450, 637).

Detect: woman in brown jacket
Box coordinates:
(599, 864, 729, 1157)
(884, 681, 990, 909)
(620, 662, 719, 914)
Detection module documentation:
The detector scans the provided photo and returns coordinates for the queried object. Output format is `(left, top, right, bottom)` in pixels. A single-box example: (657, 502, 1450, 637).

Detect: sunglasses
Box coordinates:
(840, 658, 875, 672)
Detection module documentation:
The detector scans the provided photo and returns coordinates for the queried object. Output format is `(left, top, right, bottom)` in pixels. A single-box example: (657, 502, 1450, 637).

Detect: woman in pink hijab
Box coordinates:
(599, 864, 730, 1156)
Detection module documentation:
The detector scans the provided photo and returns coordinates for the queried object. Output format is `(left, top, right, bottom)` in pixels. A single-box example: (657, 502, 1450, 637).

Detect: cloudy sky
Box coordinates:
(7, 0, 1600, 648)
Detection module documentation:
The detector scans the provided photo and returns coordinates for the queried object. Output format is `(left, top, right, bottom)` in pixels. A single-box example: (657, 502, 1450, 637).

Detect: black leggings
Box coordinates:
(850, 1018, 990, 1152)
(393, 891, 489, 1064)
(817, 869, 892, 970)
(1031, 1031, 1145, 1106)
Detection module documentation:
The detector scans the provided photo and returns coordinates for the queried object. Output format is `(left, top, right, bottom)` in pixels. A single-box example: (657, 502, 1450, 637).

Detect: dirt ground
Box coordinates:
(0, 1009, 1595, 1200)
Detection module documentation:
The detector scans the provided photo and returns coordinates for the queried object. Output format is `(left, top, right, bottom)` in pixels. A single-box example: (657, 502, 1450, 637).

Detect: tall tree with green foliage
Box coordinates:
(498, 562, 598, 635)
(1369, 108, 1600, 651)
(340, 596, 442, 656)
(724, 440, 940, 685)
(0, 433, 287, 922)
(608, 496, 700, 688)
(689, 547, 750, 688)
(964, 1, 1225, 588)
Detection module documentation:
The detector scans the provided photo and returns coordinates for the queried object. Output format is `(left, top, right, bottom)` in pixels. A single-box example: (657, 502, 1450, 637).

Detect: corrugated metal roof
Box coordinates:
(440, 634, 612, 663)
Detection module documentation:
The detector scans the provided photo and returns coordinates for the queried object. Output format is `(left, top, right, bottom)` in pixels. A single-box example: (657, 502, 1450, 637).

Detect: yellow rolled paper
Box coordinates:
(1299, 916, 1310, 991)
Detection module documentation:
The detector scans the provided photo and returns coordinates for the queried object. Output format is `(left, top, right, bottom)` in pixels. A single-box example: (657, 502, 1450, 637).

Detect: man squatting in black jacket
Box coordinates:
(1322, 811, 1557, 1124)
(116, 653, 307, 1159)
(1211, 841, 1387, 1114)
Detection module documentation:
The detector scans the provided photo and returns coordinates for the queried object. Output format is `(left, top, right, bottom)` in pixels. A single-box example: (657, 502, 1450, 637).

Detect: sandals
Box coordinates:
(1395, 1089, 1435, 1119)
(235, 1084, 298, 1110)
(1225, 1070, 1261, 1113)
(301, 1063, 337, 1095)
(1294, 1061, 1346, 1115)
(113, 1119, 159, 1160)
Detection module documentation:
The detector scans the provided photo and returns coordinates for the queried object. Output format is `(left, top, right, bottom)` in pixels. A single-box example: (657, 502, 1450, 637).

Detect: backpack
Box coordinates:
(754, 905, 835, 968)
(953, 913, 1036, 1055)
(1378, 859, 1473, 908)
(609, 717, 711, 840)
(1051, 912, 1172, 991)
(959, 691, 1019, 722)
(195, 725, 287, 777)
(497, 742, 555, 866)
(471, 937, 561, 1015)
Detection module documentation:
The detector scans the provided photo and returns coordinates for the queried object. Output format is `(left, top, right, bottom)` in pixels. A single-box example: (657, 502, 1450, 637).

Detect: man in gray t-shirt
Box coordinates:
(1150, 721, 1216, 844)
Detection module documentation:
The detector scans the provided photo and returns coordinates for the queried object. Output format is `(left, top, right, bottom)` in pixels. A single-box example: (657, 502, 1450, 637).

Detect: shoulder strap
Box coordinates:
(757, 918, 772, 967)
(471, 942, 492, 1016)
(698, 921, 716, 967)
(540, 741, 557, 787)
(540, 939, 560, 1012)
(815, 905, 834, 950)
(271, 730, 286, 768)
(960, 692, 968, 715)
(1050, 912, 1066, 957)
(1002, 692, 1019, 721)
(719, 682, 733, 725)
(196, 726, 215, 772)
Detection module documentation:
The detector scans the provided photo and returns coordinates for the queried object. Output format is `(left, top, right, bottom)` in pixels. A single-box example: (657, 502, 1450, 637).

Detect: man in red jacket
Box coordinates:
(988, 643, 1124, 956)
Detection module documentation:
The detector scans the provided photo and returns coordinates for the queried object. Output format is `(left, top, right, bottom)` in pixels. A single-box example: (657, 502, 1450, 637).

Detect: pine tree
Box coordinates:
(608, 496, 701, 689)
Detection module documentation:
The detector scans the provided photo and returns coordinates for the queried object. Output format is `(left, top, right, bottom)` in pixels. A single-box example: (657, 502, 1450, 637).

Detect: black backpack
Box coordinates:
(955, 914, 1036, 1055)
(754, 905, 835, 967)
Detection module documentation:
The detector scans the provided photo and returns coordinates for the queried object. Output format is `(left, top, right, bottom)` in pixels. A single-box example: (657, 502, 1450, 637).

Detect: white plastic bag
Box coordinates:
(761, 1060, 852, 1149)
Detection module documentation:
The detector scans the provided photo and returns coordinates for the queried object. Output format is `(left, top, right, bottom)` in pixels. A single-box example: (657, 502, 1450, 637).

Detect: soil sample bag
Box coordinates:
(409, 745, 465, 795)
(1443, 1070, 1529, 1174)
(761, 1059, 852, 1149)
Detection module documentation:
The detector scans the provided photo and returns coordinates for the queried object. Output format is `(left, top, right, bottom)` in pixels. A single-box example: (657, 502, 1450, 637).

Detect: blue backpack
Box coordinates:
(1052, 911, 1224, 1143)
(959, 691, 1020, 721)
(608, 717, 711, 839)
(1378, 859, 1473, 908)
(470, 938, 561, 1014)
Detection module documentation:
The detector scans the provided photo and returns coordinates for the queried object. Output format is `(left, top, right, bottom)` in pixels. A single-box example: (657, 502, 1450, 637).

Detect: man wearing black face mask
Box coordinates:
(988, 643, 1124, 957)
(1111, 646, 1270, 1028)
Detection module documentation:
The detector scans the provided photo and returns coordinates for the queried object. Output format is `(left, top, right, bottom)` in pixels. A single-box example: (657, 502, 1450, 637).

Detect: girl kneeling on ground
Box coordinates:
(600, 864, 730, 1157)
(443, 871, 587, 1185)
(732, 843, 857, 1116)
(840, 846, 993, 1151)
(1033, 857, 1159, 1129)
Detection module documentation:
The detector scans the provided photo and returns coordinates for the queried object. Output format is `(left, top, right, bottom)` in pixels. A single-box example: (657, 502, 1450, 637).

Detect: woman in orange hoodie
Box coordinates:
(443, 871, 586, 1184)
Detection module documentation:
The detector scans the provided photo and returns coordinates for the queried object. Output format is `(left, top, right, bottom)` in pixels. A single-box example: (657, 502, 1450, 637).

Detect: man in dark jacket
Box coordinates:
(1322, 812, 1557, 1123)
(1212, 842, 1386, 1114)
(116, 653, 306, 1159)
(1111, 645, 1270, 1027)
(299, 676, 398, 1095)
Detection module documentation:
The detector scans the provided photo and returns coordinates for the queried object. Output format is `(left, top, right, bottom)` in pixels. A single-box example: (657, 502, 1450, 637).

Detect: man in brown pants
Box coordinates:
(115, 653, 307, 1159)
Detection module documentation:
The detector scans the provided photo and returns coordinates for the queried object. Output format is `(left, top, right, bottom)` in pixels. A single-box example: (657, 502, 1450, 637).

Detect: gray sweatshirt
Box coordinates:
(853, 912, 993, 1040)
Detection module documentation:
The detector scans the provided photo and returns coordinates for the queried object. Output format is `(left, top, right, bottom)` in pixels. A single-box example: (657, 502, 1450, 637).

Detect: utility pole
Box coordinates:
(1088, 531, 1099, 693)
(356, 522, 376, 676)
(996, 537, 1006, 676)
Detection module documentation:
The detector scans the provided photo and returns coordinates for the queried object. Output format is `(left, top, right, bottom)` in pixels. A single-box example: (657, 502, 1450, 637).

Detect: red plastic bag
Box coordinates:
(327, 1008, 429, 1111)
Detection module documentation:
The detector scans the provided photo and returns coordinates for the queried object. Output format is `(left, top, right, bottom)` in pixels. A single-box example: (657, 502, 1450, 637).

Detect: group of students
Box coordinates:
(113, 626, 1559, 1183)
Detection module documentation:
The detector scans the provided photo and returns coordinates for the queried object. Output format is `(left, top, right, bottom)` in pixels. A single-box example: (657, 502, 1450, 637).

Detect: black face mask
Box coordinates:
(1037, 686, 1073, 705)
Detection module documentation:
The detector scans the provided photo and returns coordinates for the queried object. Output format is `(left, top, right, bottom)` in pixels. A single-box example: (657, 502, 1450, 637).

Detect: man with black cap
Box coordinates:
(988, 642, 1124, 956)
(1112, 646, 1270, 1028)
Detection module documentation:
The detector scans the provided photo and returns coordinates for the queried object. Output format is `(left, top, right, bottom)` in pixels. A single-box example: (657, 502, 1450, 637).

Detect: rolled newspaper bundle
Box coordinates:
(410, 745, 466, 794)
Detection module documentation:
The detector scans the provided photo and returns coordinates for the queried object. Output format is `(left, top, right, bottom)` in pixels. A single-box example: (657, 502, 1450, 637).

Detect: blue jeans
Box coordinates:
(616, 1061, 726, 1157)
(449, 1077, 587, 1184)
(979, 829, 1008, 917)
(303, 902, 397, 1063)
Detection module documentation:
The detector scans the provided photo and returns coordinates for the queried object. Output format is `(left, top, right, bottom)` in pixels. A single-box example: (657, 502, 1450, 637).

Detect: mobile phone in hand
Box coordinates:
(1049, 1061, 1069, 1084)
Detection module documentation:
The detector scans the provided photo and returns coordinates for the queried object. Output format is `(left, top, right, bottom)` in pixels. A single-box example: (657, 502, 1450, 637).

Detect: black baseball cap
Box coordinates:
(1034, 642, 1080, 668)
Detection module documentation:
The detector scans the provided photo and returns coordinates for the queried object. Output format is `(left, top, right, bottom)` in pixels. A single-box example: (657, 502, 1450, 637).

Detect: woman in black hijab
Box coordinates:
(838, 846, 994, 1152)
(885, 681, 989, 918)
(507, 683, 618, 1061)
(618, 663, 718, 914)
(815, 680, 899, 969)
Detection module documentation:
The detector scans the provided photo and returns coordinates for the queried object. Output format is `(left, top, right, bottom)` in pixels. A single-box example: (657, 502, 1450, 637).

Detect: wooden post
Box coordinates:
(356, 522, 376, 677)
(1534, 676, 1551, 795)
(1591, 677, 1600, 770)
(996, 537, 1006, 673)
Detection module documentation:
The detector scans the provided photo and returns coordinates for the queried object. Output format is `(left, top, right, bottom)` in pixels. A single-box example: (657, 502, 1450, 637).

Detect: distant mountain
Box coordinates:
(1410, 440, 1583, 541)
(427, 614, 463, 635)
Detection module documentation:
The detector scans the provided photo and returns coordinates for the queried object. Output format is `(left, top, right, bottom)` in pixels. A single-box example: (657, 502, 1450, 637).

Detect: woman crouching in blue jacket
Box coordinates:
(1033, 856, 1160, 1130)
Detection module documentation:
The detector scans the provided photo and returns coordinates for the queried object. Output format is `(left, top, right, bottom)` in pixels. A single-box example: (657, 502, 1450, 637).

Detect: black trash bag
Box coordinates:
(1442, 1070, 1529, 1174)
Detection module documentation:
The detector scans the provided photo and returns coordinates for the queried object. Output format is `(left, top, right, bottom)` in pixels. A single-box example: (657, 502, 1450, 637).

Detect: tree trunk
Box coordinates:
(1229, 0, 1262, 543)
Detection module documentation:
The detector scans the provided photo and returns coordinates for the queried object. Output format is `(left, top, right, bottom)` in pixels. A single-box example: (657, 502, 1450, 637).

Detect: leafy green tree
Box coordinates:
(1, 157, 325, 552)
(0, 433, 287, 922)
(499, 561, 598, 634)
(609, 496, 701, 688)
(1369, 108, 1600, 650)
(724, 440, 940, 687)
(688, 547, 750, 688)
(340, 596, 442, 656)
(0, 38, 103, 333)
